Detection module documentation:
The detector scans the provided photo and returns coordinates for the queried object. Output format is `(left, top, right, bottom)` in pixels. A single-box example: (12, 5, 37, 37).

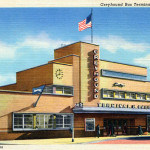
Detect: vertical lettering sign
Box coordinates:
(93, 49, 99, 99)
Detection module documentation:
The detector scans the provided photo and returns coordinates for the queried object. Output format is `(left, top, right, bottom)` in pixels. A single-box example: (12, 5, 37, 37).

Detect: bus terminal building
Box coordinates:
(0, 42, 150, 140)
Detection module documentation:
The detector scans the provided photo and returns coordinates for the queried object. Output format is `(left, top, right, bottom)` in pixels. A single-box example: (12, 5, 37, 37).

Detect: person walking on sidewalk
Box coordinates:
(96, 124, 100, 138)
(138, 125, 143, 135)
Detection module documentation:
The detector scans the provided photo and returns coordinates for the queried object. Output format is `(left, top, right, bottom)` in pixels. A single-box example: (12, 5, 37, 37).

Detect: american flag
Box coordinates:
(78, 13, 92, 31)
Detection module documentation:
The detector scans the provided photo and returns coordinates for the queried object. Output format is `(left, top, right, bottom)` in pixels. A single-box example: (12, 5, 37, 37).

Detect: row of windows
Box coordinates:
(102, 89, 150, 100)
(43, 85, 73, 96)
(101, 69, 147, 81)
(13, 113, 73, 130)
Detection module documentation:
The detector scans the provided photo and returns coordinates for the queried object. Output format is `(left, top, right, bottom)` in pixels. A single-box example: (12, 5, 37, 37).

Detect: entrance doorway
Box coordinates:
(103, 119, 135, 135)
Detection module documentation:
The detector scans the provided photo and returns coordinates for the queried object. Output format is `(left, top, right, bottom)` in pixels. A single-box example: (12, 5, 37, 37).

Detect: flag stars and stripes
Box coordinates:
(78, 13, 92, 31)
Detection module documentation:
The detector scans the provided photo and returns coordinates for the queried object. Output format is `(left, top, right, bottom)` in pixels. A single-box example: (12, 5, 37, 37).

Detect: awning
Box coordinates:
(73, 107, 150, 115)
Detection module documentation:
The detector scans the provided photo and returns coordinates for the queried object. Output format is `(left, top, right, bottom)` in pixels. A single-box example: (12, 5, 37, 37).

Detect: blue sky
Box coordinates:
(0, 8, 150, 86)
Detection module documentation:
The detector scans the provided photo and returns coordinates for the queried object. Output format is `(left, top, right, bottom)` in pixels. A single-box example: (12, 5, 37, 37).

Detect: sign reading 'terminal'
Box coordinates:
(98, 103, 150, 109)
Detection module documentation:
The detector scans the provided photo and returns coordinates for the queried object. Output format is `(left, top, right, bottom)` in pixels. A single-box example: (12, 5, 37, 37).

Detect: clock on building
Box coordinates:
(55, 69, 63, 79)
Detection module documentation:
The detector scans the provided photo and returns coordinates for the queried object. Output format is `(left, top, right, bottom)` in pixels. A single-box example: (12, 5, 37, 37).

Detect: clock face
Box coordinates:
(55, 69, 63, 79)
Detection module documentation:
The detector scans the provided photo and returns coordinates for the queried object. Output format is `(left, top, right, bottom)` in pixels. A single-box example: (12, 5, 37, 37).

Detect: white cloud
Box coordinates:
(19, 32, 73, 50)
(83, 35, 150, 53)
(0, 42, 16, 59)
(0, 74, 16, 86)
(134, 54, 150, 67)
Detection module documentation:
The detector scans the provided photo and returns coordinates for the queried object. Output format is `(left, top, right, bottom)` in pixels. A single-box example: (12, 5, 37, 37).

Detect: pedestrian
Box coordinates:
(111, 123, 115, 136)
(123, 123, 127, 135)
(138, 125, 143, 135)
(96, 124, 100, 138)
(108, 124, 111, 136)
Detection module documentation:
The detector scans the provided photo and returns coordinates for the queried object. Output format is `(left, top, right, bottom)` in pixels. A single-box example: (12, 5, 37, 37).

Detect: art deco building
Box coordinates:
(0, 42, 150, 140)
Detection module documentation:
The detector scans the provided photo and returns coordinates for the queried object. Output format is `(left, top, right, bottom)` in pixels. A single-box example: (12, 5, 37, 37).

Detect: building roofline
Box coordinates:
(17, 61, 72, 74)
(100, 59, 147, 69)
(17, 63, 49, 73)
(49, 54, 80, 63)
(54, 41, 99, 51)
(0, 83, 16, 88)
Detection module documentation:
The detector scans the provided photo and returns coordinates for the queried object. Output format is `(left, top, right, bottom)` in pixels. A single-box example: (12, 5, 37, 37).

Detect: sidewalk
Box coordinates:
(0, 135, 150, 145)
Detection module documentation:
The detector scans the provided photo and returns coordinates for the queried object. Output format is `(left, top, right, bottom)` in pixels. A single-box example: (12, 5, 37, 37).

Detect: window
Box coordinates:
(85, 118, 95, 131)
(13, 114, 33, 129)
(13, 113, 73, 131)
(115, 92, 125, 99)
(64, 87, 73, 95)
(126, 93, 136, 99)
(119, 92, 125, 98)
(36, 114, 44, 129)
(45, 115, 53, 129)
(43, 86, 53, 94)
(24, 114, 33, 129)
(64, 115, 72, 128)
(137, 94, 146, 100)
(102, 69, 147, 81)
(43, 85, 73, 96)
(107, 91, 114, 98)
(103, 90, 114, 98)
(102, 89, 150, 101)
(147, 95, 150, 100)
(56, 115, 63, 128)
(14, 114, 23, 129)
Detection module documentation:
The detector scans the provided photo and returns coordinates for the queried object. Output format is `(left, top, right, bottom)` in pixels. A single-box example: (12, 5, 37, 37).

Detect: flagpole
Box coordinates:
(91, 8, 93, 43)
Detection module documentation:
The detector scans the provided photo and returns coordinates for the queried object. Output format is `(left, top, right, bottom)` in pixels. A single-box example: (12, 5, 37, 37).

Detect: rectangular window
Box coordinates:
(147, 95, 150, 100)
(126, 93, 136, 99)
(85, 118, 95, 131)
(55, 87, 63, 94)
(24, 114, 33, 129)
(137, 94, 146, 100)
(64, 87, 73, 95)
(107, 91, 114, 98)
(14, 114, 23, 129)
(43, 86, 53, 94)
(45, 114, 53, 129)
(102, 69, 147, 81)
(56, 115, 63, 128)
(36, 114, 44, 129)
(115, 92, 119, 98)
(43, 85, 73, 96)
(103, 90, 108, 98)
(64, 115, 72, 128)
(13, 113, 73, 131)
(119, 92, 125, 98)
(102, 89, 148, 101)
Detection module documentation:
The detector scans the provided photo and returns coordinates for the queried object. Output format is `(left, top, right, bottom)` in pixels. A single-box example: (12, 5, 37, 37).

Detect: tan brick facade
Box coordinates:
(0, 42, 150, 140)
